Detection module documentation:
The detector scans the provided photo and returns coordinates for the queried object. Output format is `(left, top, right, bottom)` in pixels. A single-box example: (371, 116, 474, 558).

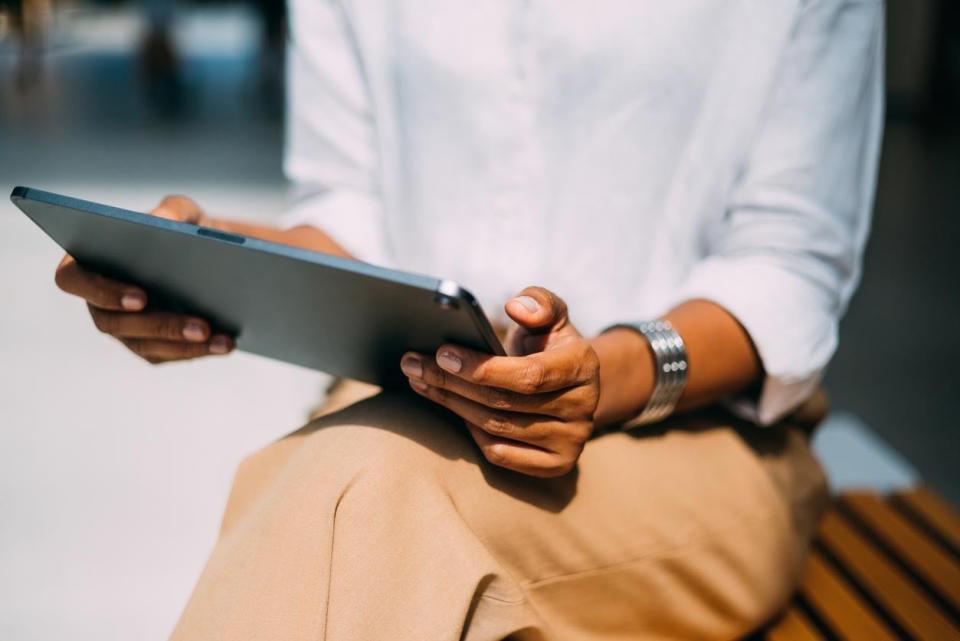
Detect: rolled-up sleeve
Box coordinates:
(676, 0, 885, 425)
(280, 0, 390, 265)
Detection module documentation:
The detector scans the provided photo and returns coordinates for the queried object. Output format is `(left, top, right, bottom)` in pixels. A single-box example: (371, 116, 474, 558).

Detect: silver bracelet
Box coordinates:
(604, 321, 688, 429)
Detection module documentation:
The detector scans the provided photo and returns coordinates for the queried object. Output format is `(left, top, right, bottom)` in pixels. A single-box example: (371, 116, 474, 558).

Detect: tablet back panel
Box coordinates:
(11, 187, 504, 386)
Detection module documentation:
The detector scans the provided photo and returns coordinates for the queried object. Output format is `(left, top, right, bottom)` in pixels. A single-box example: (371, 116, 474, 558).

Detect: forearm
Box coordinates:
(589, 299, 761, 426)
(210, 219, 355, 259)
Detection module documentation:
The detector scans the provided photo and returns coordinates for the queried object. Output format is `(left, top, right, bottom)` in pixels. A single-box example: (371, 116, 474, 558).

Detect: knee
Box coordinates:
(261, 392, 476, 495)
(219, 392, 477, 536)
(298, 391, 481, 480)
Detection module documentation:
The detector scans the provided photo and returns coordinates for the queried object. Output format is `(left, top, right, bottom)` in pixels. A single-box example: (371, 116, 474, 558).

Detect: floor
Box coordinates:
(0, 6, 956, 640)
(0, 9, 330, 640)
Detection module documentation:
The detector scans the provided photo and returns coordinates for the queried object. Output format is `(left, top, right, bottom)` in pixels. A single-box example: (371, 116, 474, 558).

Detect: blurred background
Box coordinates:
(0, 1, 958, 639)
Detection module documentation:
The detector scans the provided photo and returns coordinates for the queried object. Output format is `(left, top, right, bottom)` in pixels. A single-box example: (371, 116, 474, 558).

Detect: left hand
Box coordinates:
(400, 286, 600, 477)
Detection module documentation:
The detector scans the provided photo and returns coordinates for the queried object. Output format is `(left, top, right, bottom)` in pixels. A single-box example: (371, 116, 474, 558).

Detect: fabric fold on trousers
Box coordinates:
(171, 384, 827, 641)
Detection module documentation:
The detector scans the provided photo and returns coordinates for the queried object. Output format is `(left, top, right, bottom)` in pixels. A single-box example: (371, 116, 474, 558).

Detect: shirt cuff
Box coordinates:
(279, 188, 390, 267)
(671, 256, 836, 426)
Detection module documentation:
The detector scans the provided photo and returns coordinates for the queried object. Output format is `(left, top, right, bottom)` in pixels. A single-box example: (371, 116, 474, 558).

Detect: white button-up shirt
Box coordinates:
(280, 0, 884, 424)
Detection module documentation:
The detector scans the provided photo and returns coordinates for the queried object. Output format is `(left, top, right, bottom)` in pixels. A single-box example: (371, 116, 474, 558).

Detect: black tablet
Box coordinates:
(10, 186, 505, 385)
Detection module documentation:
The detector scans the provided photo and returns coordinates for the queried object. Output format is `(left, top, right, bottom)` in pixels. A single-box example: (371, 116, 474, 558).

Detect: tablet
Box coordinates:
(10, 186, 505, 385)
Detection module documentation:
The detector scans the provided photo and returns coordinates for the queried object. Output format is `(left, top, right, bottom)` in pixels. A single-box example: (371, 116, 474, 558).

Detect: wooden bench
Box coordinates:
(754, 487, 960, 641)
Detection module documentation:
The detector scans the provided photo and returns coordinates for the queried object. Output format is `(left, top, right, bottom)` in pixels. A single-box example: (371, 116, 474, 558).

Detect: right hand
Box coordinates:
(54, 195, 235, 364)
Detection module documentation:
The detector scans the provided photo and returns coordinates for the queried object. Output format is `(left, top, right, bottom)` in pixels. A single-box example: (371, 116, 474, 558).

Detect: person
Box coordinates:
(1, 0, 44, 92)
(52, 1, 884, 639)
(136, 0, 286, 114)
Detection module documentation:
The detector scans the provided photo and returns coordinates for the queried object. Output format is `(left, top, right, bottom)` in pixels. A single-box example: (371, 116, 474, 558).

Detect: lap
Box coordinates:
(213, 381, 826, 639)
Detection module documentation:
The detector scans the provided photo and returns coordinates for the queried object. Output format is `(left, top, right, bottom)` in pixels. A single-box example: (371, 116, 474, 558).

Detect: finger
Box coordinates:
(465, 423, 575, 478)
(401, 352, 595, 418)
(408, 379, 556, 445)
(504, 286, 582, 353)
(429, 341, 598, 394)
(504, 286, 567, 330)
(55, 255, 146, 311)
(121, 335, 234, 363)
(88, 306, 212, 342)
(152, 195, 204, 223)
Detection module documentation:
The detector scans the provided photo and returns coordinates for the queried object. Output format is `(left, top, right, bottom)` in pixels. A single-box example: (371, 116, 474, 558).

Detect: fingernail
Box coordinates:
(209, 335, 231, 354)
(401, 355, 422, 378)
(183, 321, 206, 341)
(512, 296, 539, 313)
(437, 350, 462, 373)
(409, 378, 429, 392)
(121, 292, 145, 311)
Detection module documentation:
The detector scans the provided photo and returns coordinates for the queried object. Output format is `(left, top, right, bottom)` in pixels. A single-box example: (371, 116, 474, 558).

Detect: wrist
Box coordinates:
(589, 327, 656, 426)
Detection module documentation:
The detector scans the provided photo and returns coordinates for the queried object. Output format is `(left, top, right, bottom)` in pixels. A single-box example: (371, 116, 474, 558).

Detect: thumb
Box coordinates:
(504, 286, 580, 352)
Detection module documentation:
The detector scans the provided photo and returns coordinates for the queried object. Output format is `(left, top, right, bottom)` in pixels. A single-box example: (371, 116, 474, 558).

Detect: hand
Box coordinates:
(54, 195, 235, 364)
(400, 287, 600, 477)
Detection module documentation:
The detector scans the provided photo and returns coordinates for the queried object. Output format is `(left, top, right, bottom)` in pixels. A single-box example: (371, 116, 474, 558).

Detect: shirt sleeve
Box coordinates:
(280, 0, 390, 266)
(674, 0, 885, 425)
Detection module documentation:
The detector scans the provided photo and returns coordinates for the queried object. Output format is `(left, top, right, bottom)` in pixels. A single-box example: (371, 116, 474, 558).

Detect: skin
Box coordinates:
(55, 195, 762, 477)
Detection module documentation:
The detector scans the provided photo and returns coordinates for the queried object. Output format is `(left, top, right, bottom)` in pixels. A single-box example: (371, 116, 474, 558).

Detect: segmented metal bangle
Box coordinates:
(604, 320, 688, 429)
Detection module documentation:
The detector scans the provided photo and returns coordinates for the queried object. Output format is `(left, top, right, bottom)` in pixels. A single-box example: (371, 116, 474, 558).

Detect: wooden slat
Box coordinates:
(817, 510, 960, 641)
(799, 551, 899, 641)
(895, 486, 960, 555)
(765, 606, 824, 641)
(842, 492, 960, 612)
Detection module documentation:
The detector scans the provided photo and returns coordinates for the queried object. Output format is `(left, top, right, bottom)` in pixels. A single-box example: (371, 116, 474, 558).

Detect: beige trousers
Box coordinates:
(171, 381, 828, 641)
